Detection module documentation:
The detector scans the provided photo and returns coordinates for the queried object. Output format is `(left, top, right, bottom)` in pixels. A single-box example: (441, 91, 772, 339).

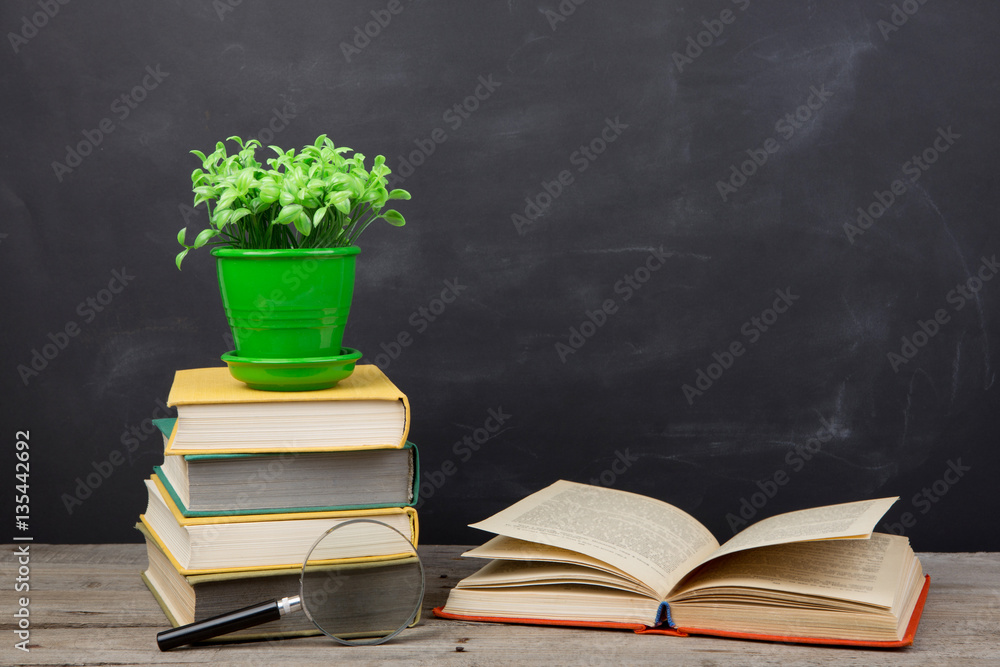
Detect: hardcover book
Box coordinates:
(436, 481, 928, 647)
(137, 523, 421, 641)
(154, 418, 419, 515)
(164, 365, 410, 454)
(139, 474, 419, 574)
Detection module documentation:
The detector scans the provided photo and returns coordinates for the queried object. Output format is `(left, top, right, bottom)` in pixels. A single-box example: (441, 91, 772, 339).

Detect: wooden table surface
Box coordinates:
(2, 545, 998, 666)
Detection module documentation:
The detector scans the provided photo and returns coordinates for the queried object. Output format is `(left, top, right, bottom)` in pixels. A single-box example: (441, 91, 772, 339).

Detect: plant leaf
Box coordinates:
(214, 209, 234, 227)
(176, 227, 187, 245)
(361, 187, 383, 204)
(259, 184, 280, 204)
(236, 168, 256, 193)
(275, 204, 303, 225)
(383, 209, 406, 226)
(388, 189, 411, 200)
(218, 189, 238, 209)
(294, 211, 312, 236)
(327, 173, 354, 189)
(328, 190, 351, 214)
(175, 248, 189, 270)
(193, 228, 218, 249)
(313, 206, 328, 227)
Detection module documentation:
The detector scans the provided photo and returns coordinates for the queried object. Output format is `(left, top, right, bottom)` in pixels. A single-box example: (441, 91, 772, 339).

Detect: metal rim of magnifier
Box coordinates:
(299, 518, 425, 646)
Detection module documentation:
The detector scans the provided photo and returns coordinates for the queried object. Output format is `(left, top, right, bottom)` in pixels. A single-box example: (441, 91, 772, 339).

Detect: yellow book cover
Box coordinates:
(163, 365, 410, 454)
(166, 364, 406, 406)
(137, 522, 422, 639)
(141, 474, 419, 575)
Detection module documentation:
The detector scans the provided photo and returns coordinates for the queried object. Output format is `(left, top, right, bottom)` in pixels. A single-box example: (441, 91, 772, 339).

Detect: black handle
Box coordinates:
(157, 599, 282, 651)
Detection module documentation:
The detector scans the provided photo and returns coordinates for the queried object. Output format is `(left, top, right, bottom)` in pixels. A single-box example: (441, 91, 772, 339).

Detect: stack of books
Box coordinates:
(137, 365, 419, 641)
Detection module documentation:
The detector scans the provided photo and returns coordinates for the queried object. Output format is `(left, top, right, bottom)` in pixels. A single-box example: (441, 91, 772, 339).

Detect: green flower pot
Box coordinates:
(213, 247, 360, 360)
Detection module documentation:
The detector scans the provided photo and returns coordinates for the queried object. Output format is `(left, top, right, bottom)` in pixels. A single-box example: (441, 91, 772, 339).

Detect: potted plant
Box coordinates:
(176, 135, 410, 390)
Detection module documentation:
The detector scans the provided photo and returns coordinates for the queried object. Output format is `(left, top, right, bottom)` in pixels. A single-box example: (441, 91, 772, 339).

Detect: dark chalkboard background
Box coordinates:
(2, 0, 998, 550)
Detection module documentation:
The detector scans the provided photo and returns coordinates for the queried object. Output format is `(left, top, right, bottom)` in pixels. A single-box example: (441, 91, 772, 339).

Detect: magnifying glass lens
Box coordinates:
(300, 519, 424, 646)
(155, 518, 424, 651)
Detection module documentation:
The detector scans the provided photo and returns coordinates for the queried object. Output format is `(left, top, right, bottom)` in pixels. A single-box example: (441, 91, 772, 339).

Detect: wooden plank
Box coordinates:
(2, 545, 998, 666)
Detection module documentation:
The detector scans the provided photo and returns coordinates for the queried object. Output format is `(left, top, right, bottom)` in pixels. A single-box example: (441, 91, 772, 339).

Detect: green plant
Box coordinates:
(175, 135, 410, 268)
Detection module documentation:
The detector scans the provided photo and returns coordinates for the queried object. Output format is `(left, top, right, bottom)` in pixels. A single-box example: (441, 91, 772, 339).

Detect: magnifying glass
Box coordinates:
(156, 519, 424, 651)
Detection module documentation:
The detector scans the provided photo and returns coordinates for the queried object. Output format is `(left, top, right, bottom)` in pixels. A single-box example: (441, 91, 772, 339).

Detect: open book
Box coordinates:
(435, 481, 929, 647)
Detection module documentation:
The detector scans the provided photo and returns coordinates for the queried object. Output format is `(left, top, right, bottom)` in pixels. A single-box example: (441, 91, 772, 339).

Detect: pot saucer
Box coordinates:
(221, 347, 363, 391)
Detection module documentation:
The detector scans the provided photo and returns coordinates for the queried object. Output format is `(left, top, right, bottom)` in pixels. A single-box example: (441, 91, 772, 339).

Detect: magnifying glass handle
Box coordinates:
(157, 596, 301, 651)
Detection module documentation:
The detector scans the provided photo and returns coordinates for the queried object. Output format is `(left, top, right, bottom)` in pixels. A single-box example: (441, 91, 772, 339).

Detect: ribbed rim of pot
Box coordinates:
(211, 246, 360, 258)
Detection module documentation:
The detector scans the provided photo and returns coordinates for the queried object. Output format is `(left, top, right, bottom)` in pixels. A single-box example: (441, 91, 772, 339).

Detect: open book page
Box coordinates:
(464, 536, 637, 580)
(669, 533, 913, 608)
(469, 481, 719, 598)
(443, 584, 663, 625)
(705, 497, 898, 563)
(458, 559, 658, 597)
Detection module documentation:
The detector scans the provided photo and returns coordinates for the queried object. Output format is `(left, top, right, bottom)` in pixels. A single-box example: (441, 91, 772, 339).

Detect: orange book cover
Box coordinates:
(433, 575, 930, 648)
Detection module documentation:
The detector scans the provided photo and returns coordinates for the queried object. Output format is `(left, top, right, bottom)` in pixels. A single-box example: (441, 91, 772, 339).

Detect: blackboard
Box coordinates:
(2, 0, 998, 550)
